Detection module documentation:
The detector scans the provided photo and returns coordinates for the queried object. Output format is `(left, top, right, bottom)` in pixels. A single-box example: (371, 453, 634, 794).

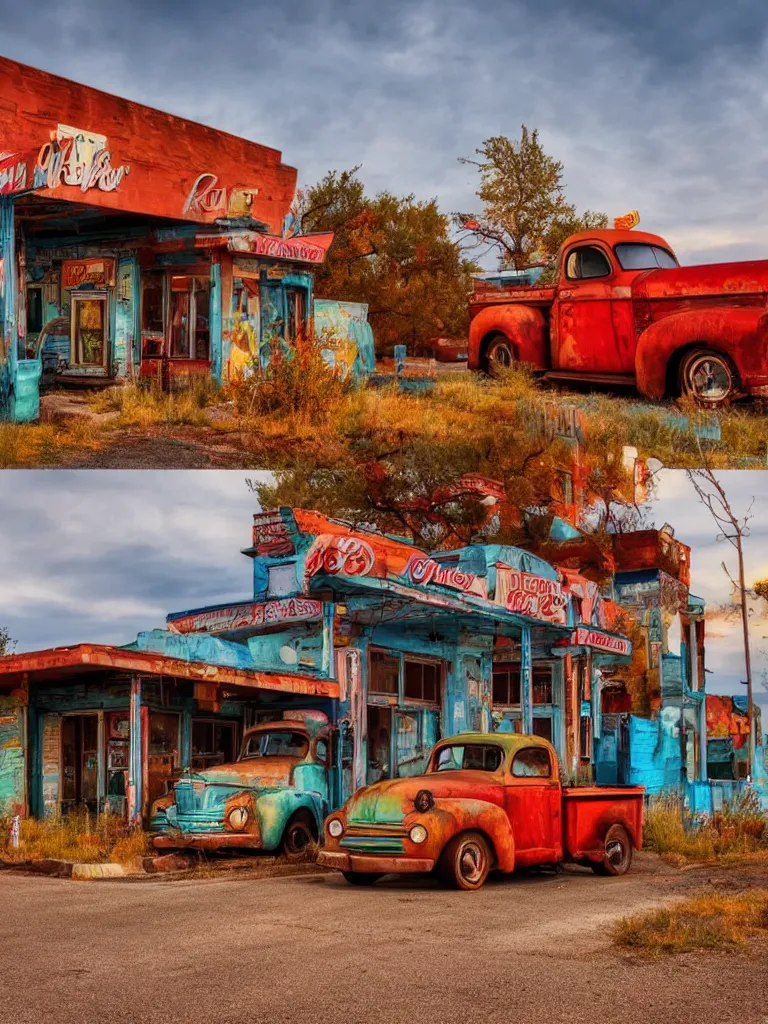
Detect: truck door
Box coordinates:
(552, 244, 634, 375)
(503, 746, 563, 866)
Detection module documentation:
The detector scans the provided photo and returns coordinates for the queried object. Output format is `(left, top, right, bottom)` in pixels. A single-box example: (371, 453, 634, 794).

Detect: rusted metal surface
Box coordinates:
(467, 226, 768, 402)
(319, 732, 643, 888)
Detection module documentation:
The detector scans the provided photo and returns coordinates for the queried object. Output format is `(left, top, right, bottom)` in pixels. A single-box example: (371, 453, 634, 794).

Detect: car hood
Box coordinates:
(345, 771, 505, 824)
(177, 757, 300, 792)
(632, 260, 768, 303)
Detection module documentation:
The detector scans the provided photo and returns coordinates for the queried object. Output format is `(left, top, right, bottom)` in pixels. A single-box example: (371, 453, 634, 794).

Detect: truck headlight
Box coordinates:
(409, 824, 428, 845)
(227, 806, 250, 832)
(328, 818, 344, 838)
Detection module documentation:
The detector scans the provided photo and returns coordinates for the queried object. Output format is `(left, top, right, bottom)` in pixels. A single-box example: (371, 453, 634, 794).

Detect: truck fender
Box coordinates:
(635, 306, 767, 399)
(429, 798, 516, 873)
(468, 304, 548, 372)
(256, 791, 324, 851)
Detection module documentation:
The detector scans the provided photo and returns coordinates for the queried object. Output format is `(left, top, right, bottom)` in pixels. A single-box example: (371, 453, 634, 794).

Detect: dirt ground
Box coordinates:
(1, 853, 766, 1024)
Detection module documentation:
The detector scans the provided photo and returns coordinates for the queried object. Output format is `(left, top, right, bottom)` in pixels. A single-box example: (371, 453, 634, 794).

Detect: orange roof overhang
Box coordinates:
(0, 644, 338, 698)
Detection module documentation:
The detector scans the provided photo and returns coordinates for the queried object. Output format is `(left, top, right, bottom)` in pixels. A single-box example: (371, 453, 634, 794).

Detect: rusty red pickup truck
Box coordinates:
(468, 227, 768, 405)
(318, 734, 643, 891)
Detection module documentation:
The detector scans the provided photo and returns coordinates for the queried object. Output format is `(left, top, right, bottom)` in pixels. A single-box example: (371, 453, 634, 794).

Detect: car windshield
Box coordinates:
(241, 730, 309, 759)
(432, 744, 503, 772)
(614, 243, 678, 271)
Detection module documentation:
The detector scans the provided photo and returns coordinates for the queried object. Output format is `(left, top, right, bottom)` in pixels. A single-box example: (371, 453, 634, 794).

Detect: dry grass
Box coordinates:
(0, 809, 152, 865)
(613, 888, 768, 957)
(89, 376, 219, 429)
(3, 361, 768, 468)
(643, 792, 768, 866)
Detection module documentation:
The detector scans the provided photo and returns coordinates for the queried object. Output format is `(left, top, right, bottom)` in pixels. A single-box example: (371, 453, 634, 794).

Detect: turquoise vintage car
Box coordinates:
(151, 711, 331, 858)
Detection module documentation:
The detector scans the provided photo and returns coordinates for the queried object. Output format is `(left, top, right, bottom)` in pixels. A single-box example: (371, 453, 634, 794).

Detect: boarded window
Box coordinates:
(369, 650, 399, 695)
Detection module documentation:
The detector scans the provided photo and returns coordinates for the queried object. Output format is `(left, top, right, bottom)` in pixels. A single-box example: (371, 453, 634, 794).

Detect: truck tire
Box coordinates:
(592, 824, 632, 877)
(485, 334, 516, 375)
(678, 348, 738, 405)
(342, 872, 383, 886)
(281, 810, 317, 862)
(438, 831, 491, 891)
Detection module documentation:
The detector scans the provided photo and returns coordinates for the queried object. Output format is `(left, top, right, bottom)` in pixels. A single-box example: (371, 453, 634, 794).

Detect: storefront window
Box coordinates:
(532, 666, 553, 704)
(26, 287, 43, 334)
(142, 273, 164, 334)
(369, 650, 399, 695)
(493, 664, 521, 706)
(532, 718, 553, 743)
(191, 720, 237, 769)
(404, 659, 440, 703)
(285, 287, 306, 342)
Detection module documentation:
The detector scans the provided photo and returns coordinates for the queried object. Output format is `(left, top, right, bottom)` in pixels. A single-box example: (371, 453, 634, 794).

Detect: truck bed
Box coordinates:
(561, 786, 644, 864)
(469, 283, 556, 316)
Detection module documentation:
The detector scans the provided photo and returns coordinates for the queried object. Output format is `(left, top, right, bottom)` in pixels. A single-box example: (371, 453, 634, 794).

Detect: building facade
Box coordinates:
(0, 508, 632, 821)
(0, 58, 377, 422)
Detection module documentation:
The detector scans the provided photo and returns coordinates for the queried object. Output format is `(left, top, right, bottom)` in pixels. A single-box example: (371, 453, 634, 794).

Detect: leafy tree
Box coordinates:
(0, 626, 16, 657)
(297, 169, 478, 355)
(456, 127, 608, 272)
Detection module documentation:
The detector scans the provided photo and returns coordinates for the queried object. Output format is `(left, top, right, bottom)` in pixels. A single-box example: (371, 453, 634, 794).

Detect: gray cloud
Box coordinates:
(2, 0, 767, 263)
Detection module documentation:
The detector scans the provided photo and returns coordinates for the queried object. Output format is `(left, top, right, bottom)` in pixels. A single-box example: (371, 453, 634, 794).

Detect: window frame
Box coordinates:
(563, 244, 613, 282)
(511, 746, 553, 779)
(613, 242, 678, 272)
(368, 648, 444, 707)
(140, 270, 212, 361)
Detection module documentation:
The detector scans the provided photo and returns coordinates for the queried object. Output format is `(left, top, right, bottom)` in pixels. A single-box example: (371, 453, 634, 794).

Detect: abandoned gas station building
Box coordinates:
(0, 57, 365, 422)
(0, 508, 635, 821)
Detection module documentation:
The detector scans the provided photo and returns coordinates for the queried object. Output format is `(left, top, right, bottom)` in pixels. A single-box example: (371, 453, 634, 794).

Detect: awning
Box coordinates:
(0, 644, 338, 698)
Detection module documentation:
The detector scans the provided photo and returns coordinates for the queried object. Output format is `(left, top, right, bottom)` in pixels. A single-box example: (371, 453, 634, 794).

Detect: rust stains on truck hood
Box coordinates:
(633, 260, 768, 304)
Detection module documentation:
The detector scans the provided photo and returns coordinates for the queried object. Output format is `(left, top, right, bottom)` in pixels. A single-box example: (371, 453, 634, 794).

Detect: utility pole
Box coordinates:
(688, 460, 755, 781)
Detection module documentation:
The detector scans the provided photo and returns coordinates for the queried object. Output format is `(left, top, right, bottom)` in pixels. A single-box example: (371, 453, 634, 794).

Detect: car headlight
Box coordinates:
(328, 818, 344, 838)
(227, 806, 250, 832)
(409, 824, 428, 845)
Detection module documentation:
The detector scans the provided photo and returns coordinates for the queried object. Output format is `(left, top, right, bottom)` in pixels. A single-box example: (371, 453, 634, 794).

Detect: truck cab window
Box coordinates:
(512, 747, 552, 778)
(565, 246, 611, 281)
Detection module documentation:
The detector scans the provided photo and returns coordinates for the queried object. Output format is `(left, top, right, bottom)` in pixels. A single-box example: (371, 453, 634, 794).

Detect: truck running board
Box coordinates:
(542, 371, 636, 387)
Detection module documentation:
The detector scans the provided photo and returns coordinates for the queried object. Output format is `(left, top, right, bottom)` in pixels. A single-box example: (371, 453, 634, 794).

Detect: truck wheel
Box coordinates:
(281, 811, 317, 862)
(592, 824, 632, 877)
(485, 335, 515, 375)
(678, 349, 737, 405)
(438, 831, 491, 891)
(342, 871, 383, 886)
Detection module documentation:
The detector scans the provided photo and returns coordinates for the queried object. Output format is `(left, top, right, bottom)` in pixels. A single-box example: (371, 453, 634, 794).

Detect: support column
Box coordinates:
(322, 601, 336, 679)
(209, 256, 223, 384)
(128, 675, 143, 823)
(698, 695, 708, 784)
(0, 196, 17, 420)
(520, 626, 533, 735)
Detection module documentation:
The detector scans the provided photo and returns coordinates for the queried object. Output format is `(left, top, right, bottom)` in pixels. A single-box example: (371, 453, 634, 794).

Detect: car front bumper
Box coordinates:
(317, 850, 435, 874)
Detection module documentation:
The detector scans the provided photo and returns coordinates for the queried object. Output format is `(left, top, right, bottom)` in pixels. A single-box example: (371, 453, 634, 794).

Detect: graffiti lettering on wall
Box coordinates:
(501, 569, 567, 624)
(0, 153, 27, 196)
(405, 556, 486, 597)
(252, 512, 295, 556)
(183, 173, 227, 216)
(38, 127, 129, 193)
(0, 126, 129, 198)
(306, 535, 376, 579)
(572, 627, 630, 657)
(707, 694, 750, 748)
(168, 597, 323, 635)
(0, 698, 24, 816)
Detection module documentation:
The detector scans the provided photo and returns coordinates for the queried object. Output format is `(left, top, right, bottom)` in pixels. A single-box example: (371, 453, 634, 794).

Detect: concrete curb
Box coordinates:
(3, 858, 136, 879)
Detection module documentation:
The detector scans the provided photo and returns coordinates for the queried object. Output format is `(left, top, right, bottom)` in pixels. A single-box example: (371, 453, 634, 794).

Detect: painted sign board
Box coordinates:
(572, 626, 631, 657)
(61, 258, 116, 289)
(252, 512, 295, 556)
(168, 597, 323, 635)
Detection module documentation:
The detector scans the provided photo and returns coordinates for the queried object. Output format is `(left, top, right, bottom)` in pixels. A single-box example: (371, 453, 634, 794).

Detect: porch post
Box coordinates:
(128, 675, 143, 823)
(520, 626, 533, 734)
(209, 256, 223, 384)
(0, 195, 17, 421)
(322, 601, 336, 678)
(698, 694, 708, 783)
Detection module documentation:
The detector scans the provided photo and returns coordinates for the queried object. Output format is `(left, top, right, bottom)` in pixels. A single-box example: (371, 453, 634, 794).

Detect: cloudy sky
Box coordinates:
(2, 0, 768, 264)
(1, 469, 767, 710)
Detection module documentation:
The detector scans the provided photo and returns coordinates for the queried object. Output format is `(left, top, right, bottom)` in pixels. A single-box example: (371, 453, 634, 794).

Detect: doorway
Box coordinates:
(60, 714, 99, 813)
(71, 293, 108, 370)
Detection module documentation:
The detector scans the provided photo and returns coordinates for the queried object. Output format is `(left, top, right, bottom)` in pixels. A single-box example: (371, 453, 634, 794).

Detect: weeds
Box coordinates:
(89, 376, 219, 428)
(643, 791, 768, 865)
(613, 888, 768, 957)
(0, 808, 152, 865)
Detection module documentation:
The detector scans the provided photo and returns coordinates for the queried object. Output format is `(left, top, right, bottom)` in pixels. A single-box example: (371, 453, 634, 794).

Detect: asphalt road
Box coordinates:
(1, 856, 766, 1024)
